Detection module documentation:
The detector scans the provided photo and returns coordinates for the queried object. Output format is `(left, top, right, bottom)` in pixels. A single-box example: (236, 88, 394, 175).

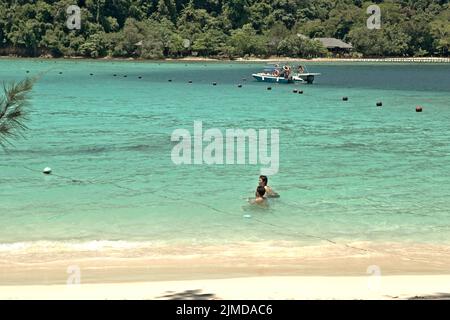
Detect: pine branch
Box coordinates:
(0, 76, 38, 149)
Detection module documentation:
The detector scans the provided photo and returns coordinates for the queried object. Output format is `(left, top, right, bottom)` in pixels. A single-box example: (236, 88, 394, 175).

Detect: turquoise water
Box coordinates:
(1, 59, 450, 247)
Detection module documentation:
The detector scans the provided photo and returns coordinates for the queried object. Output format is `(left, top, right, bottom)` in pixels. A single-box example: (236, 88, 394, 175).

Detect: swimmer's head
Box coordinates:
(259, 175, 268, 186)
(256, 186, 266, 197)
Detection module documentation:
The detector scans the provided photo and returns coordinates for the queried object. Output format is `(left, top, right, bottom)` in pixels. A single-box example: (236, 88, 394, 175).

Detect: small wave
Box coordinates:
(0, 240, 160, 253)
(322, 142, 370, 150)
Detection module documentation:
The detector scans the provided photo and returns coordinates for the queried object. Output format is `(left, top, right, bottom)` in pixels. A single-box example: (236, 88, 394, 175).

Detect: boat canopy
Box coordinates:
(260, 64, 312, 75)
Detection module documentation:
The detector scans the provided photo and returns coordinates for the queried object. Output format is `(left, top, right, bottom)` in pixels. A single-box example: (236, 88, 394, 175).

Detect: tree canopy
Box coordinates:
(0, 0, 448, 59)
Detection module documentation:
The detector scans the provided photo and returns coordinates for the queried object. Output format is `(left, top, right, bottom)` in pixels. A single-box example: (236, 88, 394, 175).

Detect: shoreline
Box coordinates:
(1, 275, 450, 300)
(1, 55, 449, 63)
(2, 240, 450, 286)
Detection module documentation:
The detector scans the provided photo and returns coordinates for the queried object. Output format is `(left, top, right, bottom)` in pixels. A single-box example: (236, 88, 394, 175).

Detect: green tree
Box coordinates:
(223, 0, 250, 29)
(41, 27, 66, 57)
(401, 13, 434, 56)
(248, 2, 274, 32)
(296, 19, 327, 38)
(324, 2, 362, 39)
(79, 32, 108, 58)
(264, 22, 291, 56)
(176, 1, 214, 46)
(228, 23, 267, 57)
(192, 28, 227, 56)
(430, 9, 450, 55)
(383, 25, 411, 56)
(110, 18, 142, 57)
(277, 34, 327, 58)
(0, 0, 448, 58)
(153, 0, 177, 23)
(348, 27, 388, 56)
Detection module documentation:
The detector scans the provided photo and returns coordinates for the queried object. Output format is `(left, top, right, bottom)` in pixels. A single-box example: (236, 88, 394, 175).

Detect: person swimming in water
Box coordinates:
(249, 186, 269, 207)
(259, 175, 280, 198)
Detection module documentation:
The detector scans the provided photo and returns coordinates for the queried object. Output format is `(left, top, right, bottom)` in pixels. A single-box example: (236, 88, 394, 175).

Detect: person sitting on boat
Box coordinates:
(272, 69, 280, 77)
(297, 65, 304, 73)
(259, 175, 280, 198)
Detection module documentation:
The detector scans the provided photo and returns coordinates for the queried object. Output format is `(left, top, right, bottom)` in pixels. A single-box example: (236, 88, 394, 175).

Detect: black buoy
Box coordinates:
(26, 70, 30, 73)
(188, 80, 192, 83)
(416, 106, 423, 112)
(113, 74, 117, 77)
(267, 87, 272, 90)
(298, 90, 304, 94)
(123, 75, 127, 78)
(376, 102, 383, 107)
(90, 73, 93, 76)
(343, 97, 348, 101)
(237, 84, 242, 88)
(59, 72, 63, 74)
(212, 82, 217, 86)
(138, 76, 142, 79)
(293, 89, 298, 93)
(168, 79, 172, 82)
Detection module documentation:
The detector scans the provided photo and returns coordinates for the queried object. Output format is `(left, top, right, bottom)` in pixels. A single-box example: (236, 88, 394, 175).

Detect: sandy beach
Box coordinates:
(157, 56, 450, 63)
(1, 241, 449, 299)
(1, 276, 450, 300)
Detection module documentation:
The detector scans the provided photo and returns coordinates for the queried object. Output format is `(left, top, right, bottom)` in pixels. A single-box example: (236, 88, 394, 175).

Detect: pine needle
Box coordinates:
(0, 76, 38, 149)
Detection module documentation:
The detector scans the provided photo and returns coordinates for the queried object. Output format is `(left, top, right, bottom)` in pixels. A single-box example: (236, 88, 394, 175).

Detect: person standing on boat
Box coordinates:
(283, 65, 291, 79)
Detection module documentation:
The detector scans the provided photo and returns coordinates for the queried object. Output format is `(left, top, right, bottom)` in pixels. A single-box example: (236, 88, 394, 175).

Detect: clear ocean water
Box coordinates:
(1, 59, 450, 249)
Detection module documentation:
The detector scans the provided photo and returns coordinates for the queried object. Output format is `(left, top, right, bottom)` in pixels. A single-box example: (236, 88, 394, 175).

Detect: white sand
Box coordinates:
(1, 275, 449, 300)
(2, 241, 449, 299)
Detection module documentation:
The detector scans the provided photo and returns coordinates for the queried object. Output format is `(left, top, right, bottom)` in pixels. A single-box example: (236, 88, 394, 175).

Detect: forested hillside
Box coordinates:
(0, 0, 449, 58)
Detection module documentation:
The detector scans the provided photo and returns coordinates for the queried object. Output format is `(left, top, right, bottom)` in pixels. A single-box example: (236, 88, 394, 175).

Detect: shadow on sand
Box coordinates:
(409, 293, 450, 300)
(158, 289, 218, 300)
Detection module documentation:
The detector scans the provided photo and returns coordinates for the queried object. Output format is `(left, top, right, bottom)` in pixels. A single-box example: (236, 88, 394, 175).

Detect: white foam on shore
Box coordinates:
(1, 239, 449, 269)
(0, 240, 159, 253)
(0, 239, 371, 264)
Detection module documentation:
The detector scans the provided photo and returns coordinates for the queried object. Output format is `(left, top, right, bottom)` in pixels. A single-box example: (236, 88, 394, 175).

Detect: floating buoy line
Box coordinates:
(20, 165, 347, 246)
(22, 165, 136, 191)
(39, 71, 420, 112)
